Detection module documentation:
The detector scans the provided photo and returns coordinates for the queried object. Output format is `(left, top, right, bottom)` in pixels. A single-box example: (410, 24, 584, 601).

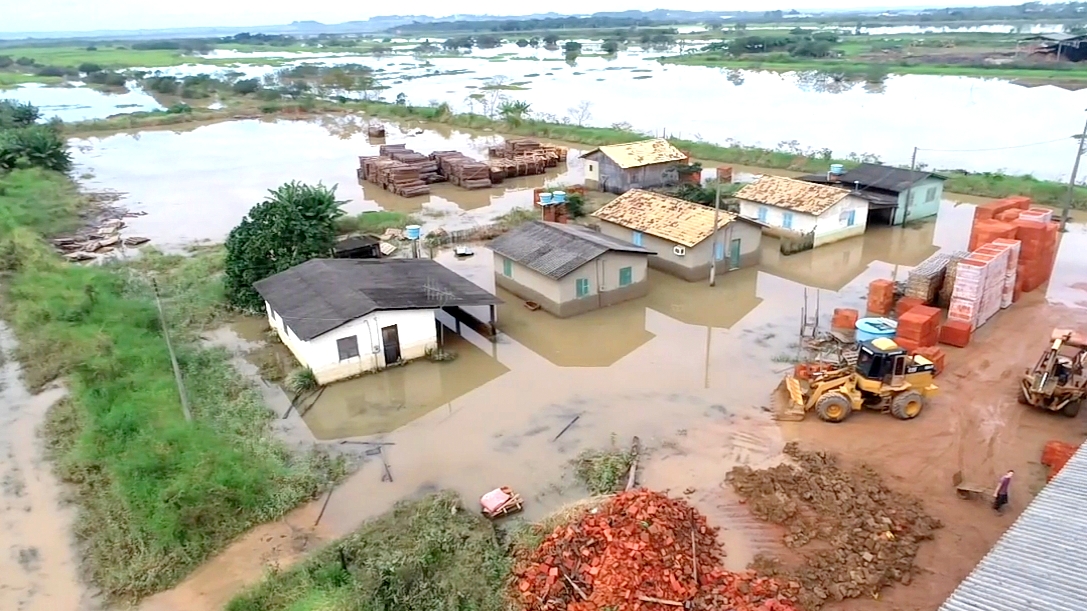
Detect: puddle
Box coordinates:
(4, 83, 162, 122)
(70, 118, 584, 249)
(0, 322, 94, 611)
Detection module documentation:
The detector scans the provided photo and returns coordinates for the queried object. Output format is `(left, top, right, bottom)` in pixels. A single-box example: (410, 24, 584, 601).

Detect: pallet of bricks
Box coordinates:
(431, 150, 492, 189)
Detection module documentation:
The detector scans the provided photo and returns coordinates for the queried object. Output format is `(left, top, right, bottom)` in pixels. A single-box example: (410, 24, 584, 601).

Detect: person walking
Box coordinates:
(993, 470, 1014, 514)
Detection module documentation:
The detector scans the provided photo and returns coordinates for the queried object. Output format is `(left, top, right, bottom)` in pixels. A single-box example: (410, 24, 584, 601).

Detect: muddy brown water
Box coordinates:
(0, 322, 95, 611)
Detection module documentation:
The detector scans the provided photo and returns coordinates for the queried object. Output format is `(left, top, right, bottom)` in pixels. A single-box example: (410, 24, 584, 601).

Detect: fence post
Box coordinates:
(152, 278, 193, 422)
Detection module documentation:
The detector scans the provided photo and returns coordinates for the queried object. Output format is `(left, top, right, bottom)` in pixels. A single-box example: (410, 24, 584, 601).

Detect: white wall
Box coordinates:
(267, 303, 438, 385)
(585, 160, 600, 182)
(738, 194, 869, 247)
(739, 199, 818, 235)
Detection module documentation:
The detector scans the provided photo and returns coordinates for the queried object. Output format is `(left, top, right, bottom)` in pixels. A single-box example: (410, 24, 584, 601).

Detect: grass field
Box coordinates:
(0, 71, 65, 87)
(0, 45, 196, 68)
(0, 167, 346, 603)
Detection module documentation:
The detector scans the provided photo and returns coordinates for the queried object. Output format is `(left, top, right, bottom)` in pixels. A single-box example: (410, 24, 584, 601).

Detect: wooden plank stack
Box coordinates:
(357, 154, 429, 198)
(432, 151, 492, 189)
(937, 251, 970, 307)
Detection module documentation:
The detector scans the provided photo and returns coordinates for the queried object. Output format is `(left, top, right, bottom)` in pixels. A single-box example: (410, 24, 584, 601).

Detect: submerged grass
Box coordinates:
(226, 492, 511, 611)
(575, 440, 634, 495)
(337, 210, 420, 235)
(0, 168, 345, 602)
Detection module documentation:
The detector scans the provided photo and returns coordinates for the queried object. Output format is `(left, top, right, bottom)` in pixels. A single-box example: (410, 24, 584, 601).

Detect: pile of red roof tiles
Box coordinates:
(513, 489, 799, 611)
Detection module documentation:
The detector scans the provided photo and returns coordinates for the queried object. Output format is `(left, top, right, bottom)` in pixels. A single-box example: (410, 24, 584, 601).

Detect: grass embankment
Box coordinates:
(0, 168, 345, 603)
(336, 210, 420, 235)
(63, 96, 1087, 210)
(662, 53, 1087, 82)
(226, 492, 511, 611)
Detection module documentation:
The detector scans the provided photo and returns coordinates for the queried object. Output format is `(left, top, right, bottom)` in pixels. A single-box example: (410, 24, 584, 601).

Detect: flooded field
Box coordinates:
(4, 36, 1083, 179)
(71, 118, 584, 248)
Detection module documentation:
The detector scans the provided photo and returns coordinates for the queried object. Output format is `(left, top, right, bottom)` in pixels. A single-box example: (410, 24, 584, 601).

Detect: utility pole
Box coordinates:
(901, 146, 918, 226)
(709, 180, 722, 287)
(152, 278, 192, 422)
(1061, 113, 1087, 231)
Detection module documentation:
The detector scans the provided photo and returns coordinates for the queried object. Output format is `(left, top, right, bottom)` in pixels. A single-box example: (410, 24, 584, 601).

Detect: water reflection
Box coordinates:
(3, 83, 162, 122)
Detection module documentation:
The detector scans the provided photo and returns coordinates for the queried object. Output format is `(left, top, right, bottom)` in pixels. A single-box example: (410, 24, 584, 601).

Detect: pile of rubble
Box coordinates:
(53, 213, 150, 262)
(513, 489, 799, 611)
(727, 444, 941, 610)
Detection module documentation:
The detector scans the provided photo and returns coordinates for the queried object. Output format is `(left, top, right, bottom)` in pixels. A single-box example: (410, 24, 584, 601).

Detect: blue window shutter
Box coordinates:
(714, 241, 725, 261)
(632, 231, 643, 246)
(757, 207, 767, 222)
(783, 212, 793, 229)
(847, 210, 856, 226)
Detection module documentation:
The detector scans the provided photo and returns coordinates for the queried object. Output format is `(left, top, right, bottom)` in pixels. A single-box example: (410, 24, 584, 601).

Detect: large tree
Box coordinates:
(224, 182, 345, 310)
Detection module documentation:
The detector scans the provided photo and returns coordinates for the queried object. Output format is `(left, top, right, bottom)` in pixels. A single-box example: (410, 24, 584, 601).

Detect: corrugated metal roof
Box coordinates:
(591, 189, 737, 248)
(939, 443, 1087, 611)
(489, 220, 653, 280)
(581, 138, 688, 169)
(736, 175, 852, 215)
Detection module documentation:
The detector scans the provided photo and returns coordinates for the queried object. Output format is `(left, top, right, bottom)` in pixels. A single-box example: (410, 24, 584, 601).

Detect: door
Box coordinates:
(729, 238, 742, 270)
(890, 354, 907, 387)
(381, 325, 401, 365)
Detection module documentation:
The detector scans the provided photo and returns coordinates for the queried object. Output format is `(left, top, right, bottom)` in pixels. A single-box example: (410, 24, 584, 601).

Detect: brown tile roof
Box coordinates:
(581, 138, 688, 169)
(591, 189, 735, 248)
(735, 175, 852, 215)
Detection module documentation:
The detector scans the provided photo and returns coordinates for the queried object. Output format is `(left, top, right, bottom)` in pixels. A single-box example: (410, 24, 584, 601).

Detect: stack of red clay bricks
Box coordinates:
(894, 304, 941, 352)
(913, 345, 947, 375)
(939, 319, 972, 347)
(831, 308, 859, 335)
(895, 296, 925, 317)
(867, 279, 895, 316)
(1014, 208, 1059, 293)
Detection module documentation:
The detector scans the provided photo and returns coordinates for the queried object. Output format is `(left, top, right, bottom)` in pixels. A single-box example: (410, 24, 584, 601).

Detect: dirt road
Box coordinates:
(788, 292, 1087, 611)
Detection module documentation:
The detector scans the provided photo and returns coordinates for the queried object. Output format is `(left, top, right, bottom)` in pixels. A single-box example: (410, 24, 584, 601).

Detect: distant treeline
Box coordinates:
(392, 16, 680, 34)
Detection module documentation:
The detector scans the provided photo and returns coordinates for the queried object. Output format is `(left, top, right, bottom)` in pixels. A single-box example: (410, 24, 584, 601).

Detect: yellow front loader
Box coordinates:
(777, 338, 939, 423)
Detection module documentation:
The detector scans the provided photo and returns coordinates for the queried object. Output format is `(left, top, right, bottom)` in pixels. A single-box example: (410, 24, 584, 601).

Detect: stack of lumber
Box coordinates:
(433, 151, 492, 189)
(488, 156, 549, 179)
(489, 138, 568, 163)
(937, 251, 970, 306)
(895, 305, 941, 352)
(367, 125, 385, 138)
(357, 154, 429, 198)
(384, 146, 440, 183)
(905, 252, 951, 304)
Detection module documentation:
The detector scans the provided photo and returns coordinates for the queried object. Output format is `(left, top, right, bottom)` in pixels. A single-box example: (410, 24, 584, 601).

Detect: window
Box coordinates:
(336, 336, 360, 361)
(782, 212, 794, 230)
(502, 257, 512, 277)
(631, 230, 643, 246)
(619, 266, 632, 287)
(925, 186, 937, 203)
(575, 278, 590, 298)
(757, 206, 768, 222)
(847, 209, 856, 226)
(714, 241, 725, 261)
(588, 163, 595, 172)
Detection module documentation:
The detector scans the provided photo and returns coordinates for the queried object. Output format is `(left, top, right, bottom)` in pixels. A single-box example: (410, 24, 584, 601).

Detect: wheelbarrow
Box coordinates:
(952, 471, 992, 501)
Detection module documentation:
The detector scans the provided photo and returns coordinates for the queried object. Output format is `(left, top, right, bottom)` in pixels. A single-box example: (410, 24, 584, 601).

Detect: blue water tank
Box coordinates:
(551, 190, 566, 204)
(405, 224, 421, 240)
(539, 192, 553, 205)
(830, 164, 845, 176)
(855, 317, 897, 343)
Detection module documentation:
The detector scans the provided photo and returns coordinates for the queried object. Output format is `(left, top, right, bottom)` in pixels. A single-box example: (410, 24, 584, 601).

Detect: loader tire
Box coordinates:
(891, 391, 926, 420)
(1061, 400, 1082, 418)
(815, 392, 852, 423)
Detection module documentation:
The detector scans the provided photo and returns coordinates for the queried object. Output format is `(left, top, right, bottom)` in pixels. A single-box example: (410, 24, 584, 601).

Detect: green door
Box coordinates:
(729, 238, 741, 270)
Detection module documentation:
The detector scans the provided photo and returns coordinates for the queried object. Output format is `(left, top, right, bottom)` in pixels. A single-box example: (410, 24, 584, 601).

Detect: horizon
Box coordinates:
(4, 1, 1031, 35)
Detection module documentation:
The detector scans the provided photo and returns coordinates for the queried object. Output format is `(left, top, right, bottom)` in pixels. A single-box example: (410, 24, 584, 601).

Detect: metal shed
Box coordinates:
(938, 444, 1087, 611)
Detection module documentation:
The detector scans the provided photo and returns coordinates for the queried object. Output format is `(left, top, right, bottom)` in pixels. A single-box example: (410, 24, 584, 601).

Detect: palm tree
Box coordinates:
(498, 100, 532, 126)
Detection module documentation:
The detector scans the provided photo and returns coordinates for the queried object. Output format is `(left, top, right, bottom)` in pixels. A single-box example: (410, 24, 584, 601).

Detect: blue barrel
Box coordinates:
(830, 164, 845, 175)
(405, 224, 421, 240)
(855, 317, 897, 343)
(551, 190, 566, 204)
(539, 192, 553, 205)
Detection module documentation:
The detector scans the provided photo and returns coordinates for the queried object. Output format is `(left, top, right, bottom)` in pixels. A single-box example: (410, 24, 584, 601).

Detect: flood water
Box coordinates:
(71, 118, 584, 248)
(0, 322, 93, 611)
(2, 34, 1080, 180)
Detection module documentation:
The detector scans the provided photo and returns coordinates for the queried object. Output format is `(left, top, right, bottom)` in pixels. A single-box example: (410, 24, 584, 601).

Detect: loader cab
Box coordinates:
(855, 338, 934, 387)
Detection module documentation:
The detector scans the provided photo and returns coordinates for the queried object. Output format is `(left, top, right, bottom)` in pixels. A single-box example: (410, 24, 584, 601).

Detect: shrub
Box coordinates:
(232, 78, 260, 95)
(15, 56, 35, 66)
(78, 62, 102, 74)
(0, 55, 13, 68)
(36, 66, 66, 78)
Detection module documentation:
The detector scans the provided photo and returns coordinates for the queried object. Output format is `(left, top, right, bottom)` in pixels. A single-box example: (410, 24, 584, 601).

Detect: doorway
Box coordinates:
(729, 238, 742, 270)
(381, 325, 401, 365)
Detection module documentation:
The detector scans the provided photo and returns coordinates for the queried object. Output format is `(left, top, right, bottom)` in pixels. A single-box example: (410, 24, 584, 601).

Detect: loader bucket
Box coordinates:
(772, 375, 807, 422)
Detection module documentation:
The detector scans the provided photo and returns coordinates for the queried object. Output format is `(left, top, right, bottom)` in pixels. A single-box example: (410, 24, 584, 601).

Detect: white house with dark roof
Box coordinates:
(489, 220, 654, 318)
(253, 258, 500, 384)
(798, 163, 947, 225)
(736, 175, 870, 247)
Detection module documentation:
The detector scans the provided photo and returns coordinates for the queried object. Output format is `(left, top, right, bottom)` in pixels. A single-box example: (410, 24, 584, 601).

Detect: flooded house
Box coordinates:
(799, 163, 947, 225)
(591, 189, 763, 281)
(736, 175, 869, 248)
(580, 138, 689, 194)
(489, 220, 654, 318)
(254, 258, 500, 384)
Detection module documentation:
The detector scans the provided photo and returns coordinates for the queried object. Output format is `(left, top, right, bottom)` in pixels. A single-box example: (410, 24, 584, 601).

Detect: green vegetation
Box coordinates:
(0, 164, 344, 602)
(336, 210, 419, 235)
(224, 181, 346, 311)
(1, 99, 71, 172)
(575, 441, 634, 495)
(226, 492, 511, 611)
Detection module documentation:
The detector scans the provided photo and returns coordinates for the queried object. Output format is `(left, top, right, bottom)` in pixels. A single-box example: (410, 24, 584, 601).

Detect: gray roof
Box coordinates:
(939, 444, 1087, 611)
(253, 258, 500, 341)
(1022, 33, 1079, 42)
(801, 163, 945, 194)
(489, 220, 654, 280)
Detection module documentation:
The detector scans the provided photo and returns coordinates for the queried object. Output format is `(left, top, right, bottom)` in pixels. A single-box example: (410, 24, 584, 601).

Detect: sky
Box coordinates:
(4, 1, 1029, 34)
